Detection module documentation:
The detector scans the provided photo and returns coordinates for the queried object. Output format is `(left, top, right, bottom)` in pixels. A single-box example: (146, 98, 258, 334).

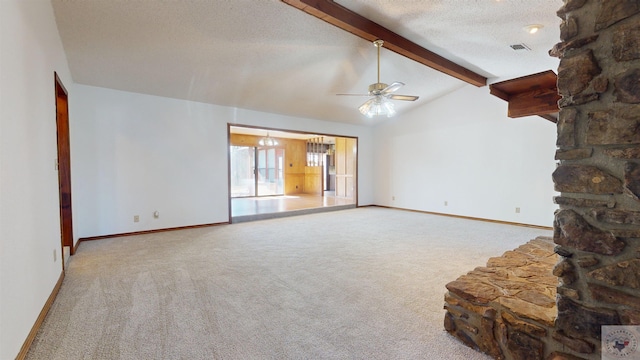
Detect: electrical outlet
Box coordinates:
(392, 196, 395, 201)
(53, 249, 57, 262)
(515, 207, 520, 213)
(444, 201, 448, 206)
(134, 215, 140, 222)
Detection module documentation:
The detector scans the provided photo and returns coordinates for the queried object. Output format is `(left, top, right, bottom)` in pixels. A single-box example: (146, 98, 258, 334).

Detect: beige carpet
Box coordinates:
(26, 207, 552, 359)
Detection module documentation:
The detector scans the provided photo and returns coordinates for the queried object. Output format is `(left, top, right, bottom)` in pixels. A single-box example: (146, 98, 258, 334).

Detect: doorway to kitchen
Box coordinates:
(228, 125, 357, 222)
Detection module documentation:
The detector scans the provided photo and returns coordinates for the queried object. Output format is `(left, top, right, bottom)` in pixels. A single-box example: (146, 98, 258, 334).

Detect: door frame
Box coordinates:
(228, 124, 359, 223)
(55, 72, 74, 259)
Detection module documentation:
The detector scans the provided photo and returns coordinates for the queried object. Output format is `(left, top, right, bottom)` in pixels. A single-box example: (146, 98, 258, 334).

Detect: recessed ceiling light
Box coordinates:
(524, 24, 543, 34)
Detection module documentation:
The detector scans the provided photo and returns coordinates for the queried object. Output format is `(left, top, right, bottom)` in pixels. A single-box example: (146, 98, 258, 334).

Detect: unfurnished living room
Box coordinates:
(3, 1, 639, 360)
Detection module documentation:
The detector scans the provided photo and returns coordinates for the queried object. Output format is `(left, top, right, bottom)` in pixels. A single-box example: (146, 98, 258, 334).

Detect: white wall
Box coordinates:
(0, 1, 73, 358)
(374, 84, 558, 227)
(71, 85, 374, 240)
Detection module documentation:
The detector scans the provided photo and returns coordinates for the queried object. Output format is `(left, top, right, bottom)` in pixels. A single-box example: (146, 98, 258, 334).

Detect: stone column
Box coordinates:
(551, 0, 640, 359)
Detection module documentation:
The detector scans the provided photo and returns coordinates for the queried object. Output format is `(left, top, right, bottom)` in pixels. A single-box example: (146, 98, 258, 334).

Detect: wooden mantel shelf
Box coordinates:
(489, 70, 560, 122)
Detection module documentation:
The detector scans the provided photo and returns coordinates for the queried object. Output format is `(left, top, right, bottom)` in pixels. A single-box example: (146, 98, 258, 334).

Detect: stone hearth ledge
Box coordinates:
(444, 237, 559, 359)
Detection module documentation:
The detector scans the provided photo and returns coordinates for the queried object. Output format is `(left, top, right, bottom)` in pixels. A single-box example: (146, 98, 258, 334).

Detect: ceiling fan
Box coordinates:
(338, 39, 419, 118)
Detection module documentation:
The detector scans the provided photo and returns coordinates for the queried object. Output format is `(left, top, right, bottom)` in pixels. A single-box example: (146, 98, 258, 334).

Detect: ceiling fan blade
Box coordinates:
(381, 81, 405, 94)
(389, 94, 419, 101)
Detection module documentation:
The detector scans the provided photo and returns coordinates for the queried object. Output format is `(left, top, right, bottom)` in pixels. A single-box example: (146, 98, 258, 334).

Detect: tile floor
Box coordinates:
(231, 192, 355, 218)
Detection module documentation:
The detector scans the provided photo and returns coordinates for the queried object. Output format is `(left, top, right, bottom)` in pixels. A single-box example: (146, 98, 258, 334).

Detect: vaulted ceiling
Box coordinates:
(52, 0, 562, 125)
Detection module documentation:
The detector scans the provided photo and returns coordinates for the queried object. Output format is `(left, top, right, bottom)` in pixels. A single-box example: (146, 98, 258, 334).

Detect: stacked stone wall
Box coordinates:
(445, 1, 639, 359)
(551, 0, 640, 359)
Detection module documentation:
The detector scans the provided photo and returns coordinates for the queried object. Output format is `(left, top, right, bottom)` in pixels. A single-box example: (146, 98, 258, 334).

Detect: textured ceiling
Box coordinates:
(52, 0, 563, 125)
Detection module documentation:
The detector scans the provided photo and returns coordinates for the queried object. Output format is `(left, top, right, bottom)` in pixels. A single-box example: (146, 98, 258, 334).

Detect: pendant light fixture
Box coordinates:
(258, 132, 278, 146)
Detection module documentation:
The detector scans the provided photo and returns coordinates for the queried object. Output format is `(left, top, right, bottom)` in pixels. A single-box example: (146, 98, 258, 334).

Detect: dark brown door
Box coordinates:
(55, 72, 74, 256)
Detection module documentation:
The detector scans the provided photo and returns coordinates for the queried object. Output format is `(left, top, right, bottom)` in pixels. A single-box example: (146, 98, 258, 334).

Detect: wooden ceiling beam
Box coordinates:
(282, 0, 487, 87)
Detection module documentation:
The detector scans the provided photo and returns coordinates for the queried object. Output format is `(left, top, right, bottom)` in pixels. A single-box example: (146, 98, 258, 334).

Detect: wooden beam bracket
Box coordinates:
(489, 70, 560, 121)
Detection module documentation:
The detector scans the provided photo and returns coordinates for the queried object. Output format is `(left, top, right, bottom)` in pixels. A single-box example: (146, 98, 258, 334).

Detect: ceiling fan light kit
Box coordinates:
(359, 96, 396, 118)
(338, 40, 419, 118)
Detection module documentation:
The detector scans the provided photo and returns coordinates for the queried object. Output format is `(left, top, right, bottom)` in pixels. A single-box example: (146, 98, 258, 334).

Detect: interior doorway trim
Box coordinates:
(55, 72, 74, 258)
